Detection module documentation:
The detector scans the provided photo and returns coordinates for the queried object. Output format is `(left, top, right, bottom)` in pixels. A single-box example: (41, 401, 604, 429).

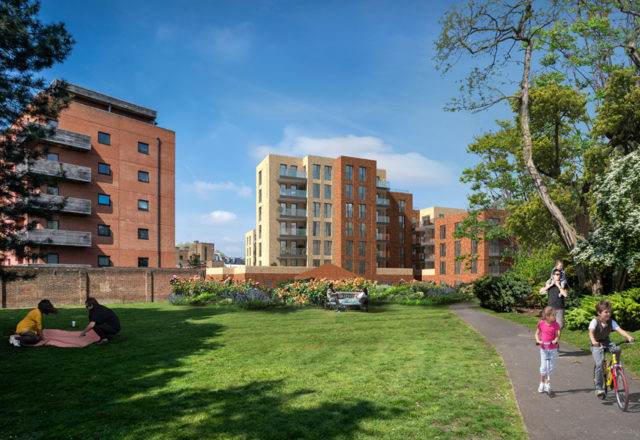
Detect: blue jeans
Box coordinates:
(591, 342, 621, 389)
(539, 347, 558, 377)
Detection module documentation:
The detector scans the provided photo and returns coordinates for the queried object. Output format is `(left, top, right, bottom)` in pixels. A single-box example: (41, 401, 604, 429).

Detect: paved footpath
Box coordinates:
(450, 303, 640, 440)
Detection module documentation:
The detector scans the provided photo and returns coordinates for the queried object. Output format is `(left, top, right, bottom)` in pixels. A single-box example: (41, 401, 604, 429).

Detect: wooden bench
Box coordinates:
(325, 292, 368, 312)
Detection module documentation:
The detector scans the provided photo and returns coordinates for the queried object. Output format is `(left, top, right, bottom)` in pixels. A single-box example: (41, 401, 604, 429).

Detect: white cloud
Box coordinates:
(199, 23, 252, 60)
(252, 129, 455, 187)
(181, 180, 252, 199)
(199, 210, 238, 225)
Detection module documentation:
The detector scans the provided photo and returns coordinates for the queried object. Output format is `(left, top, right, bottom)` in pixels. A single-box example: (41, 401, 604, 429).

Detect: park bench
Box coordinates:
(325, 292, 368, 312)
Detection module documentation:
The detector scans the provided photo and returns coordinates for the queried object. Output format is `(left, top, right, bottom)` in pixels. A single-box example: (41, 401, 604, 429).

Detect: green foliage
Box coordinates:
(169, 275, 271, 306)
(471, 273, 532, 312)
(274, 278, 375, 306)
(564, 288, 640, 331)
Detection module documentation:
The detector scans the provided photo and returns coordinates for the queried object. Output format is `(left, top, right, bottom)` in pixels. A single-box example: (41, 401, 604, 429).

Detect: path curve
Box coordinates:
(450, 303, 640, 439)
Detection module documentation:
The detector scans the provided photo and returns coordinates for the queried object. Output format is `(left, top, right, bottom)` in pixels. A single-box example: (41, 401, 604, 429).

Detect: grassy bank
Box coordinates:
(1, 303, 525, 439)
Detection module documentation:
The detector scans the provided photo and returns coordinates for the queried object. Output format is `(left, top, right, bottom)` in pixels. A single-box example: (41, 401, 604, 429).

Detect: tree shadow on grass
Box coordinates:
(105, 379, 395, 440)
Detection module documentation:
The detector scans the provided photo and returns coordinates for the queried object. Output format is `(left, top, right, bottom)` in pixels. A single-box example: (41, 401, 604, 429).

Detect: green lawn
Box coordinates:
(479, 308, 640, 375)
(1, 303, 525, 440)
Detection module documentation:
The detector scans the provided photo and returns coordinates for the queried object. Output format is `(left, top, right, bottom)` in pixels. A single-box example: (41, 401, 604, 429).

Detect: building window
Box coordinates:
(440, 243, 446, 257)
(47, 220, 59, 229)
(471, 259, 478, 274)
(346, 184, 353, 199)
(358, 260, 365, 274)
(138, 142, 149, 154)
(259, 207, 262, 221)
(324, 165, 332, 180)
(440, 261, 446, 275)
(324, 241, 332, 255)
(324, 184, 331, 199)
(280, 164, 287, 175)
(138, 199, 149, 211)
(47, 152, 59, 161)
(138, 257, 149, 267)
(399, 215, 405, 227)
(346, 165, 353, 180)
(346, 240, 353, 256)
(455, 260, 462, 275)
(98, 132, 111, 145)
(98, 194, 111, 206)
(346, 222, 353, 236)
(324, 203, 332, 218)
(359, 167, 366, 182)
(440, 225, 446, 239)
(258, 225, 261, 239)
(359, 222, 366, 237)
(472, 240, 478, 254)
(346, 260, 353, 271)
(258, 189, 262, 203)
(98, 255, 111, 267)
(312, 259, 320, 267)
(313, 202, 321, 217)
(138, 171, 149, 183)
(46, 253, 59, 264)
(399, 247, 405, 259)
(313, 221, 320, 236)
(98, 162, 111, 175)
(399, 200, 405, 212)
(46, 185, 58, 195)
(313, 240, 321, 255)
(313, 164, 321, 179)
(313, 183, 320, 198)
(399, 231, 405, 244)
(258, 170, 262, 185)
(455, 222, 461, 232)
(138, 228, 149, 239)
(325, 222, 331, 237)
(359, 204, 366, 219)
(359, 241, 366, 257)
(98, 224, 110, 236)
(359, 186, 366, 200)
(346, 203, 353, 218)
(259, 243, 262, 257)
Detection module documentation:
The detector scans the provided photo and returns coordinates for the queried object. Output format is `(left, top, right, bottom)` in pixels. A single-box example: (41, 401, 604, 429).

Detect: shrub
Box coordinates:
(564, 288, 640, 331)
(471, 273, 531, 312)
(273, 278, 375, 306)
(169, 275, 274, 307)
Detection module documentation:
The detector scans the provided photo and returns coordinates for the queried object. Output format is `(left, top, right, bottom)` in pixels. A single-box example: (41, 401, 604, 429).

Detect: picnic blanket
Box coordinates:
(10, 329, 100, 347)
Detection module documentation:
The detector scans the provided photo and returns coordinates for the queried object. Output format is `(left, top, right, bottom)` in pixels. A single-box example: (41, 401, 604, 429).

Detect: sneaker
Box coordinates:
(94, 339, 109, 345)
(544, 383, 551, 393)
(596, 389, 605, 397)
(9, 336, 21, 347)
(538, 382, 545, 393)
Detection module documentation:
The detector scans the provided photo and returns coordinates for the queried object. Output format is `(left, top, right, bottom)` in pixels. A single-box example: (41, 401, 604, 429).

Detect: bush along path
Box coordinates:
(450, 303, 640, 440)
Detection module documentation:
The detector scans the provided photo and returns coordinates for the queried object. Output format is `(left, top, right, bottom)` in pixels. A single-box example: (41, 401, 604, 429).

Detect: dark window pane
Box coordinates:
(138, 228, 149, 239)
(98, 225, 110, 236)
(98, 132, 111, 145)
(138, 171, 149, 182)
(98, 194, 110, 206)
(98, 162, 111, 175)
(47, 152, 59, 161)
(138, 142, 149, 154)
(138, 257, 149, 267)
(138, 200, 149, 211)
(98, 256, 111, 267)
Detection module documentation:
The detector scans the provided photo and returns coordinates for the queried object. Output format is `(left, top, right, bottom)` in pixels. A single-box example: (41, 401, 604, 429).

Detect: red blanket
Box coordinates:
(10, 329, 101, 347)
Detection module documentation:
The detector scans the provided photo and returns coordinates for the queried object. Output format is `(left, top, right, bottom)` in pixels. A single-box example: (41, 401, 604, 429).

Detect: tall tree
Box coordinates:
(0, 0, 74, 267)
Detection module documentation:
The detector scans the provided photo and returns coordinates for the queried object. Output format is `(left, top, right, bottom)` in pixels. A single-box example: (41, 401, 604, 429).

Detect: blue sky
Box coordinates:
(38, 0, 512, 257)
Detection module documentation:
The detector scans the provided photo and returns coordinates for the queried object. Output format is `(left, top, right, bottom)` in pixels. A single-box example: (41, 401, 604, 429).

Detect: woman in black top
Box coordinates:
(80, 297, 121, 345)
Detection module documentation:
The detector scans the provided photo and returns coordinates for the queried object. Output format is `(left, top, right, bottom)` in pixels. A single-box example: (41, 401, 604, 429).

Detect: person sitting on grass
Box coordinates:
(357, 286, 369, 312)
(589, 300, 635, 397)
(80, 297, 121, 345)
(10, 299, 58, 347)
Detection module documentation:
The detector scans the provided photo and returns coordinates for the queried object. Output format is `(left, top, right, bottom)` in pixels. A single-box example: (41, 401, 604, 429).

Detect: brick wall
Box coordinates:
(1, 267, 204, 308)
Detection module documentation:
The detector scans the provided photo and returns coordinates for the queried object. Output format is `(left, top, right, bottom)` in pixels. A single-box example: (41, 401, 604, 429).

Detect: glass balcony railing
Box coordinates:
(278, 228, 307, 237)
(279, 207, 307, 217)
(376, 215, 390, 224)
(376, 197, 390, 206)
(376, 180, 391, 189)
(279, 169, 307, 179)
(278, 248, 307, 257)
(376, 233, 390, 241)
(279, 188, 307, 198)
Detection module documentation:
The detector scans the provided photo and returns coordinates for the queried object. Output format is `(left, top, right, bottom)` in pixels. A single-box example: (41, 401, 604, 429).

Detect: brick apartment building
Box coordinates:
(243, 153, 511, 285)
(3, 81, 175, 268)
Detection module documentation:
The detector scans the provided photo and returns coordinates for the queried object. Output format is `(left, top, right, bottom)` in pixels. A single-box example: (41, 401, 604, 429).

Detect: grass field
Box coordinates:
(480, 308, 640, 375)
(1, 303, 525, 440)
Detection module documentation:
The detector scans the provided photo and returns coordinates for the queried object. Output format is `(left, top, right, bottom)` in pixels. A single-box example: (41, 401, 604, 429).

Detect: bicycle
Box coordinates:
(536, 342, 557, 397)
(593, 341, 633, 411)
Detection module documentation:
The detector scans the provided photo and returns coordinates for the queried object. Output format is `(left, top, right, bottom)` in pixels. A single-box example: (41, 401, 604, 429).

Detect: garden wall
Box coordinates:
(1, 267, 204, 308)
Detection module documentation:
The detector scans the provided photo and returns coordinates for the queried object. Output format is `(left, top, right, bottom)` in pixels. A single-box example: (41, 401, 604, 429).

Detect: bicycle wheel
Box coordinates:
(593, 365, 607, 399)
(613, 367, 629, 411)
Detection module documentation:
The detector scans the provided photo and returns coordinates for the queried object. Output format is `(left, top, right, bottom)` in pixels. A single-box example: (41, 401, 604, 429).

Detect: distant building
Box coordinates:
(3, 81, 175, 268)
(175, 241, 220, 268)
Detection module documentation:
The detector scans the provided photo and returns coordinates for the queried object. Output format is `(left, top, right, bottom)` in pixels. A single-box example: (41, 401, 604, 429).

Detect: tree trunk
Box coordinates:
(518, 40, 603, 295)
(613, 268, 628, 293)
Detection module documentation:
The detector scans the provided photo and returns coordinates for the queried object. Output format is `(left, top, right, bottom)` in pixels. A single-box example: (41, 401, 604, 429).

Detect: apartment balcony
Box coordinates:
(18, 159, 91, 183)
(415, 220, 435, 231)
(277, 228, 308, 240)
(376, 197, 390, 207)
(376, 233, 389, 242)
(277, 188, 307, 201)
(376, 251, 389, 260)
(43, 127, 92, 151)
(29, 193, 91, 215)
(277, 169, 307, 183)
(376, 180, 391, 190)
(278, 207, 307, 220)
(277, 248, 307, 259)
(376, 215, 390, 225)
(21, 228, 91, 247)
(418, 238, 435, 246)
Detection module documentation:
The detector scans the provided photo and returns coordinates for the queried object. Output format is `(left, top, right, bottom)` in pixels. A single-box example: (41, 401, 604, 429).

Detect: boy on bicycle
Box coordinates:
(589, 300, 635, 397)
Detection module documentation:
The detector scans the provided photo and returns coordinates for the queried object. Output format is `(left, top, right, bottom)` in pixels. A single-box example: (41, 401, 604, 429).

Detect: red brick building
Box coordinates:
(4, 81, 175, 268)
